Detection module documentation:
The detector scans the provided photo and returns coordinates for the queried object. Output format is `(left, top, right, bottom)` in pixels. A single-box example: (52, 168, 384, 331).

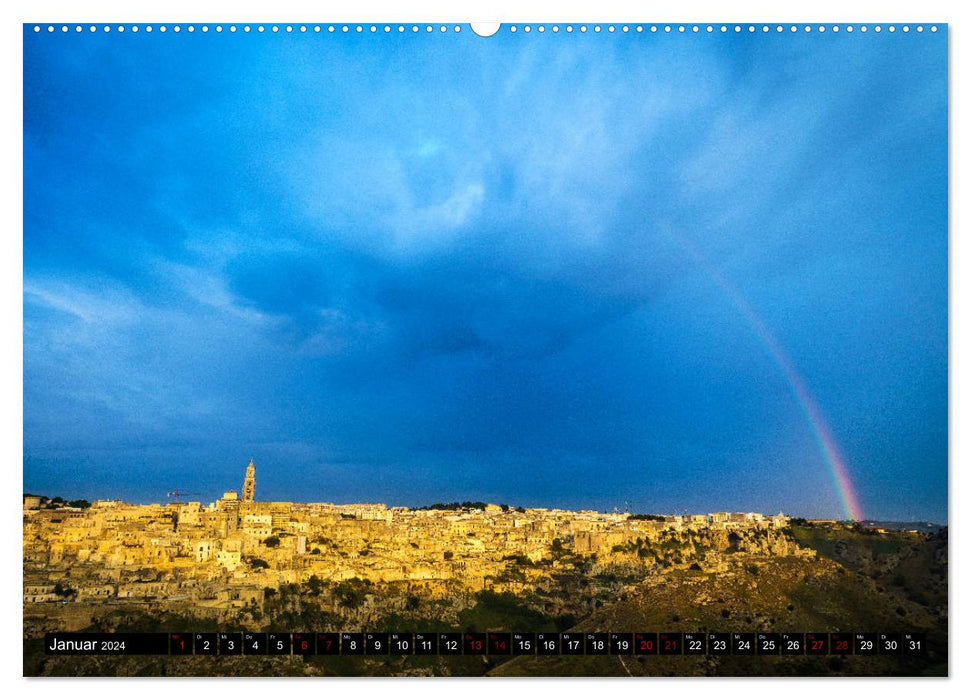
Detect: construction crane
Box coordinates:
(166, 490, 204, 503)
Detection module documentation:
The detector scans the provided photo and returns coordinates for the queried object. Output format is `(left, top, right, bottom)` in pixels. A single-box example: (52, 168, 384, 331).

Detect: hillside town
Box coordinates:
(24, 461, 795, 622)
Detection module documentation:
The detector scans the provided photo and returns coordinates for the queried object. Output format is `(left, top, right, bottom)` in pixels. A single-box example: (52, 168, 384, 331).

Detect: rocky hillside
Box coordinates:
(25, 525, 946, 676)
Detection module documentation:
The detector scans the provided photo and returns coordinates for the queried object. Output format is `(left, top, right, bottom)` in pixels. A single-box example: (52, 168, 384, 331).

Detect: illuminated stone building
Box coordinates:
(242, 459, 256, 503)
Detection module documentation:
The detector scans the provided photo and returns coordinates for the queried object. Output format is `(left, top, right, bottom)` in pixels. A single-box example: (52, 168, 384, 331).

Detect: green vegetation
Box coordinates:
(412, 501, 528, 512)
(23, 494, 91, 509)
(502, 554, 531, 566)
(259, 584, 342, 632)
(493, 567, 526, 584)
(791, 525, 907, 563)
(304, 575, 324, 595)
(332, 577, 371, 609)
(262, 535, 281, 548)
(414, 501, 489, 511)
(592, 570, 643, 585)
(52, 583, 76, 599)
(456, 591, 571, 632)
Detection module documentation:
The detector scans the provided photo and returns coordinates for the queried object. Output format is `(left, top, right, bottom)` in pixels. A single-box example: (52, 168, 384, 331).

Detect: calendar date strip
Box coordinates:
(43, 631, 927, 656)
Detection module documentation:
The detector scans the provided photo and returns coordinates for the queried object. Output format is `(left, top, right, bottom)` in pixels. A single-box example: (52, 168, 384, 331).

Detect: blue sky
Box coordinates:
(23, 26, 947, 520)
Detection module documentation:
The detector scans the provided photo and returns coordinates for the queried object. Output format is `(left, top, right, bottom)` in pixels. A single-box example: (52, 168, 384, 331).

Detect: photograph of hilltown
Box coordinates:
(23, 22, 947, 677)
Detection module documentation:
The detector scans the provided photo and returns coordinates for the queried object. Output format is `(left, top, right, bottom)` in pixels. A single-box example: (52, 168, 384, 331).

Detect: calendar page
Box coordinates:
(22, 19, 947, 678)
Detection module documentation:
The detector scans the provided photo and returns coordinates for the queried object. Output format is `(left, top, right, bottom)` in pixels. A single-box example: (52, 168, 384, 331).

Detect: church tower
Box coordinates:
(242, 459, 256, 503)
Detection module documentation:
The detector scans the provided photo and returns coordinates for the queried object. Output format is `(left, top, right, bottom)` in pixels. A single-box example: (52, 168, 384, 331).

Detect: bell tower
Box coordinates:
(242, 459, 256, 503)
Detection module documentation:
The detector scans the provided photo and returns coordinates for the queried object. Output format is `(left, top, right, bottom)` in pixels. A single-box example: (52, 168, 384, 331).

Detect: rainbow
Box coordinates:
(673, 236, 864, 522)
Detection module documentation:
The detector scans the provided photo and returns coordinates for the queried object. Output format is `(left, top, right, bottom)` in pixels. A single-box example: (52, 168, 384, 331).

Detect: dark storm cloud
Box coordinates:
(23, 28, 947, 521)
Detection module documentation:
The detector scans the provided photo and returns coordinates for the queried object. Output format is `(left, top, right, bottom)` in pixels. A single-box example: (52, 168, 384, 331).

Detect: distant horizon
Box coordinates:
(20, 484, 947, 525)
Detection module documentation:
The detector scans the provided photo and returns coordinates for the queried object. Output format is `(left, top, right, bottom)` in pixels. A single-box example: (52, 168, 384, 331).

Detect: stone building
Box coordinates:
(242, 459, 256, 503)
